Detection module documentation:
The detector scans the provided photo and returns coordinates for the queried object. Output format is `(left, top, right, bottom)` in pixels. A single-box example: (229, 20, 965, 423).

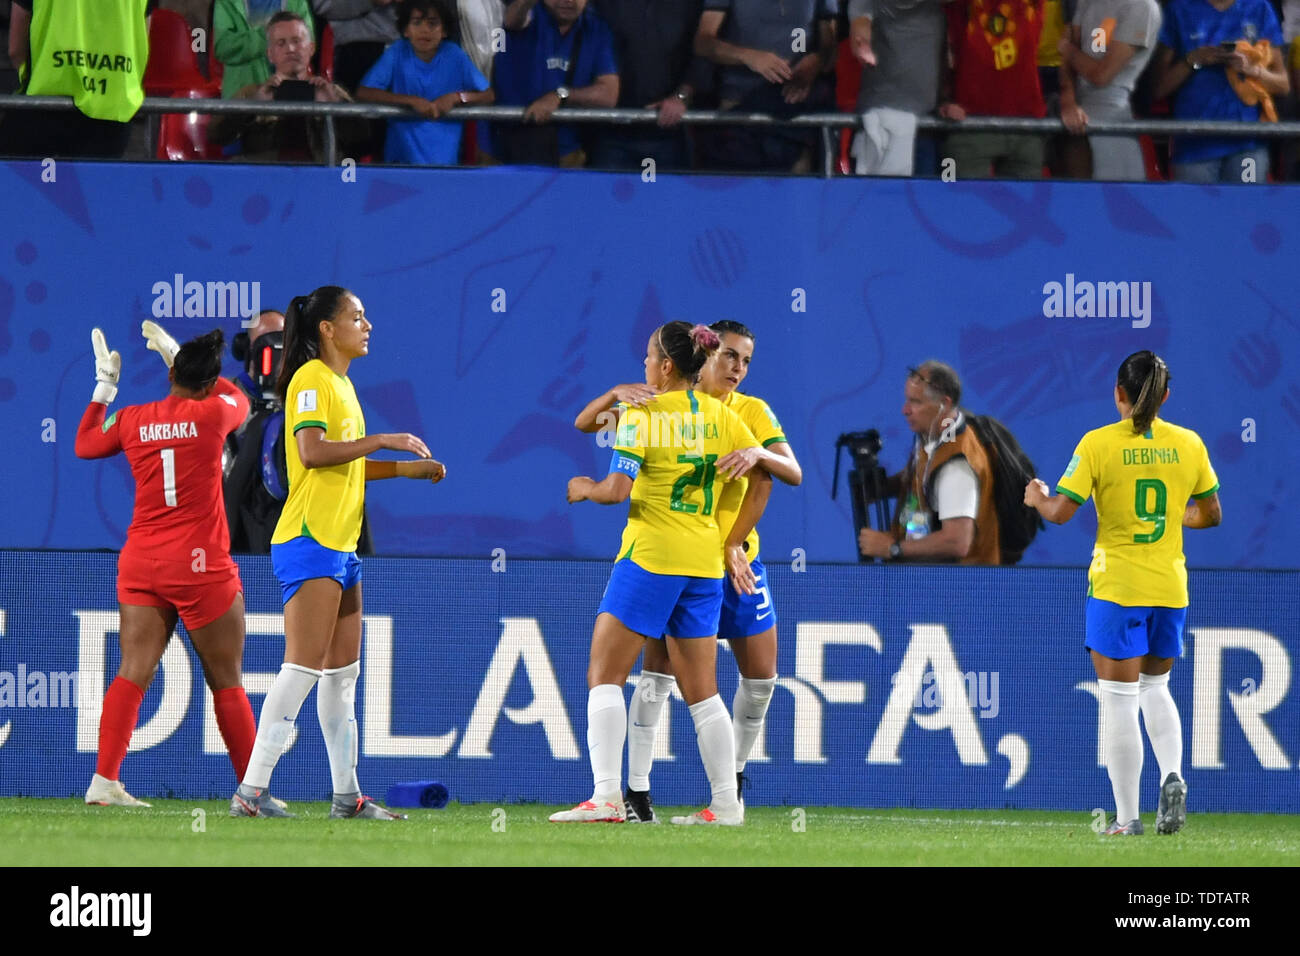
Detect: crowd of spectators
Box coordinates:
(2, 0, 1300, 180)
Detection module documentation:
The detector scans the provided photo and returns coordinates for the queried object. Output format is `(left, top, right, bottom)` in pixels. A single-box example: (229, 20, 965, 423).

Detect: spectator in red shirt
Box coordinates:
(939, 0, 1048, 177)
(74, 323, 265, 810)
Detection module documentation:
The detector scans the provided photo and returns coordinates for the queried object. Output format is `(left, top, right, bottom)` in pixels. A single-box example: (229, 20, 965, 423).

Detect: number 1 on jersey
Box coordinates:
(160, 448, 178, 507)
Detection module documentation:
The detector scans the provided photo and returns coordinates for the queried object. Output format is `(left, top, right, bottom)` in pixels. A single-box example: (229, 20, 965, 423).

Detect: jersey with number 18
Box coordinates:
(1055, 417, 1219, 608)
(610, 389, 760, 578)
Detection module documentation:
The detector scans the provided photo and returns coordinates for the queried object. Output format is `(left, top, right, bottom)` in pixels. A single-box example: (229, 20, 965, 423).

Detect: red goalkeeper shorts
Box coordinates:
(117, 553, 242, 631)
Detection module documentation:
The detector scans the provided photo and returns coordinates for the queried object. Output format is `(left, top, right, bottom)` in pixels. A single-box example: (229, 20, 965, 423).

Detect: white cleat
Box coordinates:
(549, 800, 626, 823)
(84, 773, 151, 808)
(670, 804, 743, 826)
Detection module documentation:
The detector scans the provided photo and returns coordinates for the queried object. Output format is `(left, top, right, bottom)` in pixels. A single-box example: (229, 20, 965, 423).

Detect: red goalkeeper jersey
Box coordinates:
(75, 378, 250, 567)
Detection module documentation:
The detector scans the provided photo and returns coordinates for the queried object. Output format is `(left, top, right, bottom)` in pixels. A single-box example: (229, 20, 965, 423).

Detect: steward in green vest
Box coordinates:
(23, 0, 151, 121)
(0, 0, 151, 158)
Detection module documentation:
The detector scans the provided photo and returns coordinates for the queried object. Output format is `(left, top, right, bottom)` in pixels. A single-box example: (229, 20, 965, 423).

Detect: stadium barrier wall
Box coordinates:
(2, 162, 1297, 567)
(1, 552, 1296, 813)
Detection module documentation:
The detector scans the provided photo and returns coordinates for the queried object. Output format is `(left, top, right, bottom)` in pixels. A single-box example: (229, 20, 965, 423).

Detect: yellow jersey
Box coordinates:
(1038, 0, 1065, 67)
(272, 359, 368, 553)
(1056, 417, 1219, 608)
(712, 390, 788, 561)
(610, 389, 759, 578)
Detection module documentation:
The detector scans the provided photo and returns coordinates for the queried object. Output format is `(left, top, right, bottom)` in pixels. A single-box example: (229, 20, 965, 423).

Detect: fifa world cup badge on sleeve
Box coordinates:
(297, 389, 317, 413)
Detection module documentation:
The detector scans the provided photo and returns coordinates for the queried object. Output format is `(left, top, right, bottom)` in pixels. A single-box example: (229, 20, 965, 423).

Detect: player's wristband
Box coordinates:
(92, 382, 118, 405)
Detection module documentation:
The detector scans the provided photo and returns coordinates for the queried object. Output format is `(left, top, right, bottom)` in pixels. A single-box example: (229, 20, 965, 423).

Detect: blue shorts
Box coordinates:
(1085, 597, 1186, 660)
(719, 557, 777, 641)
(597, 559, 723, 639)
(271, 536, 362, 605)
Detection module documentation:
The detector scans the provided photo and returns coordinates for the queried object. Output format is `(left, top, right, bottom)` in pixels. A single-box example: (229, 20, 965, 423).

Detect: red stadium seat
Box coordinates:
(157, 89, 226, 161)
(1139, 134, 1164, 181)
(320, 23, 335, 83)
(144, 9, 218, 97)
(835, 39, 864, 174)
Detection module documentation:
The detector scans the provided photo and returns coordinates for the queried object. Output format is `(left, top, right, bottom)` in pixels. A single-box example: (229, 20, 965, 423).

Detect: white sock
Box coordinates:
(627, 670, 674, 792)
(689, 695, 738, 809)
(243, 663, 320, 790)
(1139, 671, 1182, 784)
(733, 676, 776, 772)
(318, 660, 361, 796)
(587, 684, 626, 804)
(1098, 678, 1142, 823)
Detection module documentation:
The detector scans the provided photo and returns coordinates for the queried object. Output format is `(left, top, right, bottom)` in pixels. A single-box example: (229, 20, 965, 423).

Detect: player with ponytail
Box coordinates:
(554, 322, 776, 826)
(75, 323, 264, 807)
(573, 320, 801, 822)
(231, 286, 447, 820)
(1025, 350, 1222, 836)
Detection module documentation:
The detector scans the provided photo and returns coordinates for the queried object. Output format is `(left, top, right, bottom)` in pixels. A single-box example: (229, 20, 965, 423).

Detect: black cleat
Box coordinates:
(737, 771, 750, 809)
(624, 788, 658, 824)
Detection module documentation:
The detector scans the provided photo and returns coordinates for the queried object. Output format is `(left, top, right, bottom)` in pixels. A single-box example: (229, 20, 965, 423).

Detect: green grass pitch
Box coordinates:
(3, 800, 1299, 865)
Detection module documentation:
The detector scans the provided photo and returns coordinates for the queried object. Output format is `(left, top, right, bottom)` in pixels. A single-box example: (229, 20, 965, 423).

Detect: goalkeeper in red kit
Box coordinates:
(74, 321, 273, 807)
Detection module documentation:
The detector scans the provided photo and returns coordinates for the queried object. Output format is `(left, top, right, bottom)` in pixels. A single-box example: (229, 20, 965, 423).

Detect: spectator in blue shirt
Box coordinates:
(357, 0, 494, 165)
(1152, 0, 1289, 182)
(487, 0, 620, 167)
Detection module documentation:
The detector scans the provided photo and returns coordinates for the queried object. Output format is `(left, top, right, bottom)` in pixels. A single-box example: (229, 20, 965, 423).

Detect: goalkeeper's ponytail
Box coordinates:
(277, 285, 352, 402)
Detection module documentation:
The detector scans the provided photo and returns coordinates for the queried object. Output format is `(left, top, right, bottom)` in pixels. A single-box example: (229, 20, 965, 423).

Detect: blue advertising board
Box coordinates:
(1, 552, 1295, 813)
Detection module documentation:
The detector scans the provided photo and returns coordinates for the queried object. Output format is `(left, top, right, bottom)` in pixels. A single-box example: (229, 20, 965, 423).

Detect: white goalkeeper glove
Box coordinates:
(141, 319, 180, 368)
(91, 328, 121, 405)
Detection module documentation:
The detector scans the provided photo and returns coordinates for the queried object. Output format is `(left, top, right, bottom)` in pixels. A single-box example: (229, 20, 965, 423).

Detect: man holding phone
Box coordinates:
(211, 11, 361, 161)
(1152, 0, 1289, 182)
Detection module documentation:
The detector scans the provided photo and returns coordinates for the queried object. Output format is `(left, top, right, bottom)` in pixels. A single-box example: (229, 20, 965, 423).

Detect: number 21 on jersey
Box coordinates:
(671, 454, 718, 514)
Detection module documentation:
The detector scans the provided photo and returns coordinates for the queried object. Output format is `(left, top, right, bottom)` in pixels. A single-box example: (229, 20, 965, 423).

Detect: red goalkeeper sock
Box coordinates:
(214, 686, 257, 780)
(95, 676, 145, 780)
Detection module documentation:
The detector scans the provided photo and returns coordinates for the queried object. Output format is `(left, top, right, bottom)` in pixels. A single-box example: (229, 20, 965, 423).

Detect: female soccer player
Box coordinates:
(573, 321, 802, 823)
(230, 286, 446, 820)
(553, 322, 774, 826)
(75, 323, 262, 807)
(1025, 350, 1221, 836)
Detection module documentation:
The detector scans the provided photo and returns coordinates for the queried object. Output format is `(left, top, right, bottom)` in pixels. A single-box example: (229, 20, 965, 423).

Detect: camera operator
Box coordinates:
(223, 308, 375, 554)
(858, 361, 1003, 565)
(224, 310, 287, 553)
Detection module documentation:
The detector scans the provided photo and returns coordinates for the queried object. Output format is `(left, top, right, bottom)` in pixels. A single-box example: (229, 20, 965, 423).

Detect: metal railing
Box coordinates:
(4, 93, 1300, 177)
